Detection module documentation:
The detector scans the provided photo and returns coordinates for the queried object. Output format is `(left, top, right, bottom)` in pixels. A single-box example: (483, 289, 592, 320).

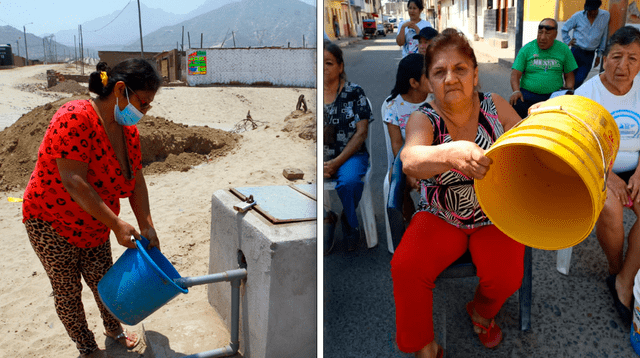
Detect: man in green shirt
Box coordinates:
(509, 18, 578, 118)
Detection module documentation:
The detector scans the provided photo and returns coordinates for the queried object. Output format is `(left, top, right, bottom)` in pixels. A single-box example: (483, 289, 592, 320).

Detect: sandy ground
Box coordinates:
(0, 64, 316, 358)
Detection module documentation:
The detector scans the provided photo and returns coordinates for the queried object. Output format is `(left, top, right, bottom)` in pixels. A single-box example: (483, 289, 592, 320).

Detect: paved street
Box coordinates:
(323, 33, 640, 357)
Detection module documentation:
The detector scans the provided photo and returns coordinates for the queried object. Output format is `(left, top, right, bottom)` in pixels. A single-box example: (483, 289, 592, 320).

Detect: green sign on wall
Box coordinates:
(188, 51, 207, 75)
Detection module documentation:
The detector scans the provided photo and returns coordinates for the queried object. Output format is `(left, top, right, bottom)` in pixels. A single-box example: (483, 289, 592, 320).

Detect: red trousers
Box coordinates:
(390, 212, 525, 353)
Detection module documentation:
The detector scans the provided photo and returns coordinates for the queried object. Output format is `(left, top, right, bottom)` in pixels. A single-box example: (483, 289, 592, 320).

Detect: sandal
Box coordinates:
(466, 301, 502, 349)
(103, 329, 140, 349)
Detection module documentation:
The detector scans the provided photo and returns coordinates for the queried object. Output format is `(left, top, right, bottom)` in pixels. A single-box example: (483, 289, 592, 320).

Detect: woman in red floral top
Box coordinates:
(22, 59, 162, 358)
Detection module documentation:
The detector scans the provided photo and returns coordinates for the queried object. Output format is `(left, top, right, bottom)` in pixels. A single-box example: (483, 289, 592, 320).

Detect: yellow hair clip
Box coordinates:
(100, 71, 108, 86)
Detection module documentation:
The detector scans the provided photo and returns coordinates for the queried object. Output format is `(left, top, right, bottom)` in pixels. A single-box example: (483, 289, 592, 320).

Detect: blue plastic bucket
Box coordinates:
(98, 236, 188, 325)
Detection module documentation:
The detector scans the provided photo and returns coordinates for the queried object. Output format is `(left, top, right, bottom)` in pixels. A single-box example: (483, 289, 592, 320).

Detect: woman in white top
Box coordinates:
(383, 53, 431, 220)
(383, 53, 431, 158)
(396, 0, 432, 58)
(574, 26, 640, 326)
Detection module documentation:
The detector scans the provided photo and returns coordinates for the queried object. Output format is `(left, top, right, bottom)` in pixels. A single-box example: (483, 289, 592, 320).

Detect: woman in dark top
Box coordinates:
(323, 42, 373, 253)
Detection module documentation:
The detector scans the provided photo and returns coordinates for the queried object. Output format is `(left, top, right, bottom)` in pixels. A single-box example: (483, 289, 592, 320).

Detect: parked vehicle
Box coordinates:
(384, 22, 393, 33)
(363, 19, 377, 38)
(376, 23, 387, 36)
(389, 18, 397, 28)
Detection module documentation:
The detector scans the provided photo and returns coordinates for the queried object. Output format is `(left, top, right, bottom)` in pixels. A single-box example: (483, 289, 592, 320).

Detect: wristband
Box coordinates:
(512, 90, 521, 96)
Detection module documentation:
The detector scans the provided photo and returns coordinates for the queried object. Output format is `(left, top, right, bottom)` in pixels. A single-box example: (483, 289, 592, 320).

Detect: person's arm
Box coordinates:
(128, 169, 159, 250)
(396, 21, 407, 46)
(400, 111, 492, 180)
(509, 69, 524, 105)
(561, 15, 575, 45)
(387, 123, 404, 158)
(492, 93, 523, 132)
(396, 21, 419, 46)
(563, 71, 575, 90)
(57, 158, 139, 249)
(324, 120, 368, 178)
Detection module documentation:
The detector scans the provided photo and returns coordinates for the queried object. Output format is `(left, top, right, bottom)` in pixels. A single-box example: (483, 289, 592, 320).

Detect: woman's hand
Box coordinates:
(628, 171, 640, 205)
(404, 21, 420, 32)
(324, 159, 339, 178)
(112, 219, 140, 249)
(451, 141, 492, 179)
(607, 173, 631, 207)
(141, 226, 161, 251)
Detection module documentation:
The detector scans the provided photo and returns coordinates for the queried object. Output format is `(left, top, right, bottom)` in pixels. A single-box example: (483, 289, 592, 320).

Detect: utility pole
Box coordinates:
(181, 26, 184, 52)
(137, 0, 144, 57)
(515, 0, 524, 57)
(188, 32, 191, 48)
(23, 23, 32, 66)
(15, 40, 19, 57)
(74, 35, 77, 70)
(232, 31, 236, 47)
(43, 38, 46, 64)
(201, 33, 203, 48)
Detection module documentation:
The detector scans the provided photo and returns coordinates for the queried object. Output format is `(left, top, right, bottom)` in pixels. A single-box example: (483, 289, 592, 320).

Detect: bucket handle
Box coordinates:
(528, 105, 608, 192)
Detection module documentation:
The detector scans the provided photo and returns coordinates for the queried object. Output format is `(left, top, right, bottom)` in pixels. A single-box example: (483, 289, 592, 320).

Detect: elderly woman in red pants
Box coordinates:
(391, 29, 525, 358)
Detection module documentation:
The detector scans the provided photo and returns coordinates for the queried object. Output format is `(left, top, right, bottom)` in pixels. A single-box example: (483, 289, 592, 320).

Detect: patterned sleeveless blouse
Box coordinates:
(416, 92, 504, 229)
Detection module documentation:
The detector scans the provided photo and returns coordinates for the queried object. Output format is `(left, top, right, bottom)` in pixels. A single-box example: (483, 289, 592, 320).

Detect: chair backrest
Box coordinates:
(381, 100, 395, 173)
(386, 148, 407, 250)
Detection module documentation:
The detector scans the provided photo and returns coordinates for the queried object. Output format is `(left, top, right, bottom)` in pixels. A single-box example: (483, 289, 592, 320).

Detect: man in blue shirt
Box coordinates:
(561, 0, 610, 88)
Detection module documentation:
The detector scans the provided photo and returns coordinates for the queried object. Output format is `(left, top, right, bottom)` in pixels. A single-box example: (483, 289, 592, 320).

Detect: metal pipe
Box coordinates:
(182, 345, 235, 358)
(178, 268, 246, 358)
(230, 278, 241, 346)
(173, 268, 247, 289)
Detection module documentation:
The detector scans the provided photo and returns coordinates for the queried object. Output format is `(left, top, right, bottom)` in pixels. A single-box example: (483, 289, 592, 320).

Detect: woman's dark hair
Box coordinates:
(89, 58, 162, 99)
(604, 26, 640, 56)
(408, 0, 424, 11)
(386, 53, 425, 102)
(425, 28, 477, 76)
(324, 42, 347, 81)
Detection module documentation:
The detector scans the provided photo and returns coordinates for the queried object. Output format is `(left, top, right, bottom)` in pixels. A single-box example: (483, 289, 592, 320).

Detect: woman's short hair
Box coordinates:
(324, 41, 347, 81)
(89, 58, 162, 99)
(408, 0, 424, 11)
(424, 28, 477, 75)
(386, 53, 425, 102)
(604, 26, 640, 56)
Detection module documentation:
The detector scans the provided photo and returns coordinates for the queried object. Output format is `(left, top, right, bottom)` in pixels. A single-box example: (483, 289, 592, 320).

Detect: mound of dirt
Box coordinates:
(0, 95, 239, 191)
(281, 110, 316, 141)
(47, 80, 88, 95)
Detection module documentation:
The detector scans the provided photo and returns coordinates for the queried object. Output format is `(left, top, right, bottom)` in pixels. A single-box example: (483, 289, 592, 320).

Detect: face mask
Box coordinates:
(114, 87, 144, 126)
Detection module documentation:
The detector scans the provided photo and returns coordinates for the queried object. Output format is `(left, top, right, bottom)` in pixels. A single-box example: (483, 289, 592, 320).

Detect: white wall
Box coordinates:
(186, 48, 316, 88)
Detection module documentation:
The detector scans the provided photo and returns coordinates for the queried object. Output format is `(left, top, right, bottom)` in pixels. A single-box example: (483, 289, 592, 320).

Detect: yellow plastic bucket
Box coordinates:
(475, 95, 620, 250)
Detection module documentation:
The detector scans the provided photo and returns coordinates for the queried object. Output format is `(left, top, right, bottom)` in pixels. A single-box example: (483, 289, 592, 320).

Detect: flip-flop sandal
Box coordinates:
(606, 274, 633, 326)
(466, 301, 502, 349)
(104, 329, 140, 349)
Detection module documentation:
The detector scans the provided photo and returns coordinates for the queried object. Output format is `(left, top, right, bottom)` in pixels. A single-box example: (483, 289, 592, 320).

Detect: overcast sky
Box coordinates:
(0, 0, 317, 36)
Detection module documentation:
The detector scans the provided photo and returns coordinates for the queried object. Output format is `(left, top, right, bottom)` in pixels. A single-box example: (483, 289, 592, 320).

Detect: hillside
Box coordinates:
(122, 0, 316, 51)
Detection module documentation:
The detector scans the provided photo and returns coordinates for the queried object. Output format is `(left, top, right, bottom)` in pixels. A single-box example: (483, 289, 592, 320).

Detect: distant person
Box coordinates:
(334, 19, 341, 40)
(396, 0, 432, 58)
(561, 0, 610, 88)
(413, 27, 439, 56)
(323, 42, 373, 254)
(392, 29, 524, 357)
(22, 59, 163, 358)
(510, 18, 578, 118)
(573, 26, 640, 326)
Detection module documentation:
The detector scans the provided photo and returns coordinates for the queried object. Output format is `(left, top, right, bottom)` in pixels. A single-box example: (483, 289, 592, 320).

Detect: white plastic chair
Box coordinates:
(381, 101, 397, 254)
(323, 99, 378, 249)
(557, 247, 572, 275)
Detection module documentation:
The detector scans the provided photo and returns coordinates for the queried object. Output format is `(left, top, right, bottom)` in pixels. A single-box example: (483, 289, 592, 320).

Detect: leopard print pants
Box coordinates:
(24, 218, 121, 355)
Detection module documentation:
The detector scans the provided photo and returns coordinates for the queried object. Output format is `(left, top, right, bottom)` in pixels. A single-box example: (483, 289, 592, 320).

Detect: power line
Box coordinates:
(87, 0, 133, 33)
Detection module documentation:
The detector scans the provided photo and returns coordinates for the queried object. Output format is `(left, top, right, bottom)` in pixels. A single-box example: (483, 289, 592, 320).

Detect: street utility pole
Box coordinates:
(137, 0, 144, 57)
